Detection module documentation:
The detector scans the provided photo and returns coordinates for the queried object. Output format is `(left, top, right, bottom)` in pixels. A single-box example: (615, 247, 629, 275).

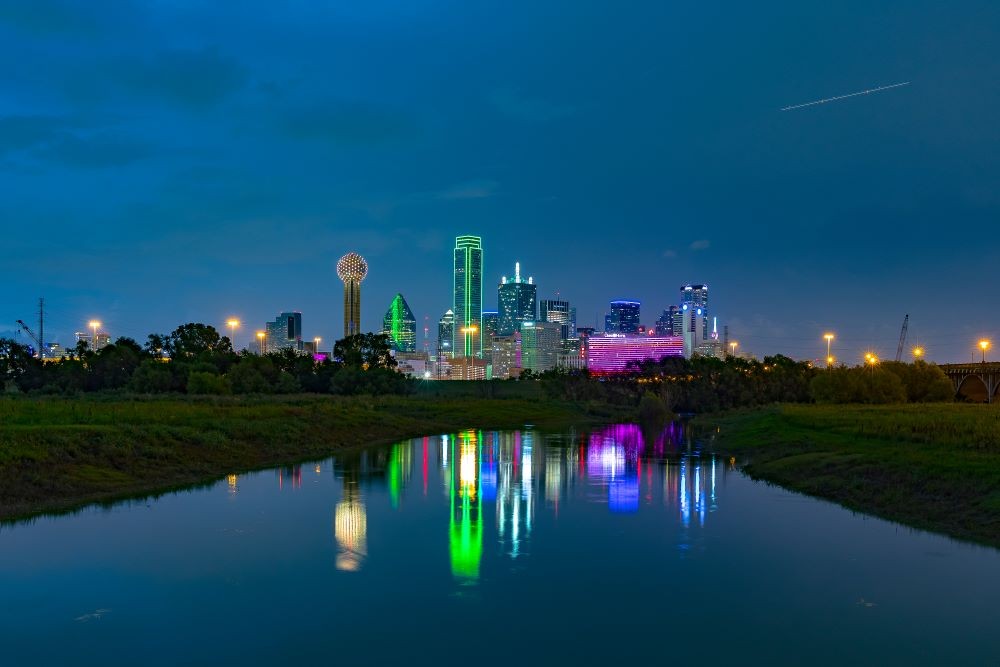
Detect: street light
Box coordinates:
(314, 337, 322, 353)
(88, 320, 102, 351)
(729, 341, 738, 358)
(865, 352, 879, 374)
(826, 355, 835, 367)
(980, 339, 991, 363)
(227, 318, 240, 352)
(256, 331, 266, 355)
(912, 346, 924, 360)
(823, 333, 834, 367)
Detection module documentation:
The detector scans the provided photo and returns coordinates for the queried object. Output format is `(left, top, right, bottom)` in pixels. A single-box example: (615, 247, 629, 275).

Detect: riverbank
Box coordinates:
(0, 394, 622, 522)
(699, 404, 1000, 547)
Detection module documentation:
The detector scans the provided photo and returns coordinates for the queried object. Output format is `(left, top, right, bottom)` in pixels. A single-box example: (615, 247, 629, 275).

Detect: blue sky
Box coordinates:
(1, 0, 998, 362)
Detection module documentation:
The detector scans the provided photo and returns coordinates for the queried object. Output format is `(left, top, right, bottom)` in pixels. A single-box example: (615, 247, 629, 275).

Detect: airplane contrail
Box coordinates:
(781, 81, 910, 112)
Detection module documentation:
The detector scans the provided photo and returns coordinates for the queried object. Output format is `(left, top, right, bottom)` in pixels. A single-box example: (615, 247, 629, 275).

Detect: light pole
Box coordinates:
(865, 352, 879, 376)
(980, 339, 991, 363)
(88, 320, 102, 351)
(314, 337, 322, 355)
(729, 341, 738, 358)
(912, 346, 924, 361)
(824, 333, 834, 368)
(256, 331, 266, 355)
(227, 318, 240, 352)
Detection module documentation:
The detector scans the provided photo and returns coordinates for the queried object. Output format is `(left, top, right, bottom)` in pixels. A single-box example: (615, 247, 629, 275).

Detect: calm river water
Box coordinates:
(2, 423, 998, 665)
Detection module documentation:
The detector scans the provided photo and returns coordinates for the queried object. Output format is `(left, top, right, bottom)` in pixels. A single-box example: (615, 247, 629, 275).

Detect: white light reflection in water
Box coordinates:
(334, 496, 367, 572)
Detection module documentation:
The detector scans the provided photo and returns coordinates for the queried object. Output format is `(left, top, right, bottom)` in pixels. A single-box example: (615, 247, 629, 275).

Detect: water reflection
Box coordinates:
(334, 484, 367, 572)
(328, 422, 728, 581)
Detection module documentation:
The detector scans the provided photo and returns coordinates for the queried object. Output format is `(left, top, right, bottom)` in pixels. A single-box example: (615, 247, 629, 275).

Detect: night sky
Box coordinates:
(2, 1, 998, 362)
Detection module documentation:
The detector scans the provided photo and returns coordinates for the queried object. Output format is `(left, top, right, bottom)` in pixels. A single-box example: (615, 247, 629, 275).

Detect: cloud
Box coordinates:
(116, 48, 247, 109)
(436, 180, 498, 200)
(487, 88, 575, 123)
(281, 101, 417, 146)
(0, 115, 150, 167)
(0, 115, 73, 156)
(662, 249, 677, 258)
(38, 132, 151, 168)
(690, 239, 711, 250)
(0, 0, 101, 36)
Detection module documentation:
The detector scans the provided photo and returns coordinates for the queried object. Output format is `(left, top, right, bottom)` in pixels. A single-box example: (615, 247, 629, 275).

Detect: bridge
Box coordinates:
(939, 363, 1000, 403)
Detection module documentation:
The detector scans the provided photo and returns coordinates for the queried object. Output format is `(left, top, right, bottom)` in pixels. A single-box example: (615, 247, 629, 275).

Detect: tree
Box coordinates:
(0, 338, 41, 391)
(334, 333, 398, 369)
(228, 363, 270, 394)
(187, 371, 232, 395)
(129, 360, 174, 393)
(155, 323, 232, 359)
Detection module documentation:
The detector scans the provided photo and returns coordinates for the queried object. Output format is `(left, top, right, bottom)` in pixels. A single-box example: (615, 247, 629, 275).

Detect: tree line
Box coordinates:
(0, 323, 410, 396)
(535, 354, 957, 411)
(0, 323, 958, 407)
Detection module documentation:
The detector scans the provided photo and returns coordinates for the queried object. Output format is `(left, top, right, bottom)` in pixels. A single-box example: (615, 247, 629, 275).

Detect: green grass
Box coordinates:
(0, 394, 623, 522)
(698, 403, 1000, 547)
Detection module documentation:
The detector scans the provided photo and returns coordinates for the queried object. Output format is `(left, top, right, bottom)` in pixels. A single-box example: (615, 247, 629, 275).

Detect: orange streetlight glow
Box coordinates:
(912, 346, 924, 359)
(227, 318, 240, 351)
(823, 333, 834, 367)
(979, 339, 991, 363)
(256, 331, 266, 354)
(89, 320, 102, 351)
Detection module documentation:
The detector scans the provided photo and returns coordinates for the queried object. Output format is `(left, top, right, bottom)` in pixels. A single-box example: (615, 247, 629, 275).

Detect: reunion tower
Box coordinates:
(337, 252, 368, 338)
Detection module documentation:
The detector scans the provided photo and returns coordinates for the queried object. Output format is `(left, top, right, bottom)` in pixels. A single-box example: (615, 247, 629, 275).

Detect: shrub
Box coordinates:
(186, 371, 232, 395)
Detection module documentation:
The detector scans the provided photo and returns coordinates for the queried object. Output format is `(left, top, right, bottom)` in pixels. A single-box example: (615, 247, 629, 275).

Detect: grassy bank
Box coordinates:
(0, 394, 622, 522)
(699, 404, 1000, 547)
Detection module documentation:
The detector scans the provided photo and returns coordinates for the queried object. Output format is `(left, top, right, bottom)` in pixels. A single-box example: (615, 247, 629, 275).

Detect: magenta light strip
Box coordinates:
(586, 336, 684, 373)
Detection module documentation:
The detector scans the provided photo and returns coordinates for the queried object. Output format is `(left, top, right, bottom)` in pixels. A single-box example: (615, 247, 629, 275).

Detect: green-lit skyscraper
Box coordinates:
(381, 293, 417, 353)
(453, 235, 483, 358)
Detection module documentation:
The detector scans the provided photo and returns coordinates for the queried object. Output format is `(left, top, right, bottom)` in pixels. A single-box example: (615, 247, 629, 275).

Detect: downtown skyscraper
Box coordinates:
(453, 236, 483, 358)
(382, 293, 417, 353)
(605, 300, 641, 334)
(539, 298, 575, 339)
(497, 262, 536, 336)
(680, 284, 709, 338)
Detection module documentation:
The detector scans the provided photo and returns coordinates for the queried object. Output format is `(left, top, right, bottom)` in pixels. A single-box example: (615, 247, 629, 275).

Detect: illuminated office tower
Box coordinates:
(453, 236, 483, 358)
(337, 252, 368, 337)
(655, 305, 683, 336)
(381, 293, 417, 353)
(482, 311, 500, 345)
(497, 262, 536, 335)
(491, 332, 522, 379)
(265, 311, 303, 352)
(680, 284, 709, 338)
(520, 321, 561, 373)
(681, 302, 705, 359)
(539, 298, 575, 339)
(605, 300, 641, 334)
(437, 309, 455, 359)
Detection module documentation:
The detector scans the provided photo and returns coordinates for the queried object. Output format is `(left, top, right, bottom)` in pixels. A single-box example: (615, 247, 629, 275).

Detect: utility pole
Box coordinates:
(38, 298, 44, 360)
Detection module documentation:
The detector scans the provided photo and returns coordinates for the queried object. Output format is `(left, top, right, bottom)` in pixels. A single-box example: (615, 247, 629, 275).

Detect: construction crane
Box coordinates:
(895, 314, 909, 362)
(15, 319, 42, 359)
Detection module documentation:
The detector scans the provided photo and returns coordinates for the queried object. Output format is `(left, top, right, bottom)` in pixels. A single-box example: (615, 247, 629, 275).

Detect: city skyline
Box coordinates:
(1, 2, 998, 362)
(8, 235, 996, 366)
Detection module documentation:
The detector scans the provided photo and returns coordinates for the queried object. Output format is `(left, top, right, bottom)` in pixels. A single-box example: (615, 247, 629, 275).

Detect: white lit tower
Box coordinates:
(337, 252, 369, 338)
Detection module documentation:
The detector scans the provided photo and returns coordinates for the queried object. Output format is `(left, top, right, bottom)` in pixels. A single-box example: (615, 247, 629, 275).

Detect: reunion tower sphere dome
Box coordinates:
(336, 252, 368, 283)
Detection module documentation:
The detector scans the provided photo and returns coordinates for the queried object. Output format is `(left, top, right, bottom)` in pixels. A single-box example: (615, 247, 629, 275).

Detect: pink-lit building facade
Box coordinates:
(585, 334, 684, 374)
